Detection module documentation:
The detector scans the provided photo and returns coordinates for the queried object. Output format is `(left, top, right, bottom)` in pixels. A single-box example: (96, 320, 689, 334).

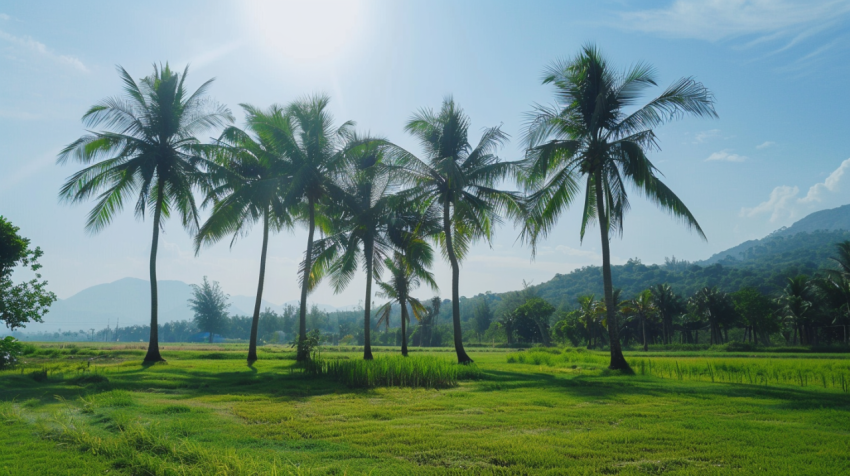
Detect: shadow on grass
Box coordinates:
(2, 358, 848, 415)
(474, 369, 850, 412)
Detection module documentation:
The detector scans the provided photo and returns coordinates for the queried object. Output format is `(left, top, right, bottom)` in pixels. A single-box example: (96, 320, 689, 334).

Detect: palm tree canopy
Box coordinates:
(375, 236, 439, 329)
(307, 137, 441, 293)
(248, 95, 356, 210)
(194, 105, 296, 252)
(520, 44, 716, 250)
(58, 64, 233, 232)
(394, 97, 524, 261)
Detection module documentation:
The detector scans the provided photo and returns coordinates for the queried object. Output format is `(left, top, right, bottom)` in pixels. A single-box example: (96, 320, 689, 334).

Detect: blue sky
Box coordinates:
(1, 0, 849, 310)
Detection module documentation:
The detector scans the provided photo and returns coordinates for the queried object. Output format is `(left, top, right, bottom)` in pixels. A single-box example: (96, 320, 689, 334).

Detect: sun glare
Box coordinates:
(244, 0, 365, 62)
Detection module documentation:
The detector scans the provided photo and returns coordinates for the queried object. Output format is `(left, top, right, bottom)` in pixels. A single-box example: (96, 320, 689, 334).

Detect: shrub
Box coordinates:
(0, 336, 23, 369)
(290, 329, 321, 357)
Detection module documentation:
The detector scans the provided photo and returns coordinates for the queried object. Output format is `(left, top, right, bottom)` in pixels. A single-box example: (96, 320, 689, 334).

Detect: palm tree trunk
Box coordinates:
(642, 314, 648, 352)
(363, 239, 374, 360)
(401, 299, 409, 357)
(443, 199, 472, 364)
(594, 172, 630, 372)
(143, 187, 165, 363)
(297, 199, 316, 362)
(247, 211, 270, 363)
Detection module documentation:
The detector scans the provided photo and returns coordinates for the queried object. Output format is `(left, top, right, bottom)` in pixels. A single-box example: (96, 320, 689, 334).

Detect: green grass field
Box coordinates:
(1, 343, 849, 475)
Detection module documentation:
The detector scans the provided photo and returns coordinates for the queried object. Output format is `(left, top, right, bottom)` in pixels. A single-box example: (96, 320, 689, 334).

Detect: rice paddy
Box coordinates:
(1, 343, 849, 475)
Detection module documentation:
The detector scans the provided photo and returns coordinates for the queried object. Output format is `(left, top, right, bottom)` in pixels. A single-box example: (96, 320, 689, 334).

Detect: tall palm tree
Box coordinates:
(249, 95, 357, 361)
(308, 139, 432, 360)
(520, 45, 716, 371)
(58, 64, 232, 362)
(689, 287, 734, 345)
(650, 284, 684, 345)
(623, 289, 658, 351)
(828, 241, 850, 280)
(417, 297, 442, 347)
(395, 98, 524, 363)
(194, 105, 293, 363)
(375, 235, 438, 356)
(779, 276, 813, 345)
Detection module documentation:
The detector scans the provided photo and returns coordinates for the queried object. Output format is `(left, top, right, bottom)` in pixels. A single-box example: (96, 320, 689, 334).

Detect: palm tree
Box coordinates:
(58, 64, 232, 362)
(375, 235, 439, 356)
(308, 139, 432, 360)
(828, 241, 850, 280)
(779, 276, 813, 345)
(249, 95, 357, 361)
(194, 105, 293, 363)
(418, 297, 442, 347)
(814, 276, 850, 345)
(689, 287, 735, 345)
(650, 284, 684, 345)
(624, 290, 658, 351)
(395, 98, 524, 363)
(520, 45, 716, 371)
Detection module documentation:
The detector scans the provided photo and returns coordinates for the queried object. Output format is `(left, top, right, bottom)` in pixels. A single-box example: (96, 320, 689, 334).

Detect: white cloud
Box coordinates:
(799, 157, 850, 203)
(694, 129, 722, 143)
(0, 13, 10, 21)
(740, 185, 799, 221)
(0, 29, 88, 72)
(740, 157, 850, 221)
(756, 141, 776, 149)
(706, 150, 748, 162)
(617, 0, 850, 42)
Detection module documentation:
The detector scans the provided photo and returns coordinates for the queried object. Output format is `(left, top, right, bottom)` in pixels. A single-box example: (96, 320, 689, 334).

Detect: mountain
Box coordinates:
(701, 204, 850, 265)
(24, 277, 343, 333)
(511, 204, 850, 309)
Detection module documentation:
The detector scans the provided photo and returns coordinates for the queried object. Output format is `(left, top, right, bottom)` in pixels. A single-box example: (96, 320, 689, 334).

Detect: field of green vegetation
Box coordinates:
(1, 343, 849, 475)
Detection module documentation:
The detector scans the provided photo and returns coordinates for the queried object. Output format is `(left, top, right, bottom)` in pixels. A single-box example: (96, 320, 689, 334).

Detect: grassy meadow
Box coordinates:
(1, 343, 849, 475)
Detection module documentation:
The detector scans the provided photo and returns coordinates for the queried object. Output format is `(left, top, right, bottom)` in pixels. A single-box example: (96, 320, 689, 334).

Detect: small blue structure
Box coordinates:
(188, 332, 225, 343)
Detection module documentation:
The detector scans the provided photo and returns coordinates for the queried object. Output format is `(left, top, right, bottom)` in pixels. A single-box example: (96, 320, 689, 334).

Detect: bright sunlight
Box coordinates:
(244, 0, 365, 61)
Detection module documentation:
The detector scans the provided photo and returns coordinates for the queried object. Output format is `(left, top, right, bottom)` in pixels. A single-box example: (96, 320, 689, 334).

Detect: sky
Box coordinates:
(1, 0, 849, 312)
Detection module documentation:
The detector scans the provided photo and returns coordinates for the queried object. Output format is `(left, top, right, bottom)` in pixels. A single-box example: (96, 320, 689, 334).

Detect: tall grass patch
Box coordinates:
(630, 356, 850, 392)
(303, 354, 479, 388)
(506, 348, 609, 368)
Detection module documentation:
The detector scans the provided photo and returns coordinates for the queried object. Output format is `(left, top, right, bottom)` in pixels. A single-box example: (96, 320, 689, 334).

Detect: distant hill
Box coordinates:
(702, 204, 850, 265)
(24, 277, 343, 333)
(512, 204, 850, 309)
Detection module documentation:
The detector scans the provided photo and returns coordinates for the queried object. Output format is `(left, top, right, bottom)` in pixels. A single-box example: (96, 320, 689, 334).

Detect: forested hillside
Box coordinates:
(499, 229, 850, 310)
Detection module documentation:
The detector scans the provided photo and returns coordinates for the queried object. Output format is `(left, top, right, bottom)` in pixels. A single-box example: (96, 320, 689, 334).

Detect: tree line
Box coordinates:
(52, 44, 718, 371)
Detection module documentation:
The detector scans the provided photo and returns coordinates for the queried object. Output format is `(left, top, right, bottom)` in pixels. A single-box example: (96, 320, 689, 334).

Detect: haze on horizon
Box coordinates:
(1, 0, 849, 310)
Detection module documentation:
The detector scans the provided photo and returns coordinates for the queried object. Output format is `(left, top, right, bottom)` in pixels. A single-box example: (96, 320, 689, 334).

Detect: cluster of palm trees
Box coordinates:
(58, 45, 716, 370)
(561, 245, 850, 349)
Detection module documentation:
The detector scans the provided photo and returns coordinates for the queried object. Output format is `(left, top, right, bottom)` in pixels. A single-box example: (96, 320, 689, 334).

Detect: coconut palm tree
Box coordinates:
(623, 289, 658, 351)
(828, 241, 850, 280)
(520, 45, 716, 371)
(375, 235, 438, 356)
(194, 105, 293, 363)
(58, 64, 232, 362)
(307, 138, 435, 359)
(689, 287, 735, 345)
(650, 284, 685, 345)
(779, 276, 814, 345)
(248, 95, 358, 361)
(395, 98, 524, 363)
(417, 297, 442, 347)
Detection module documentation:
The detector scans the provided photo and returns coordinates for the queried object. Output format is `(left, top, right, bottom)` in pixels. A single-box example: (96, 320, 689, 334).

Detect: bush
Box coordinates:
(290, 329, 322, 356)
(0, 336, 23, 369)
